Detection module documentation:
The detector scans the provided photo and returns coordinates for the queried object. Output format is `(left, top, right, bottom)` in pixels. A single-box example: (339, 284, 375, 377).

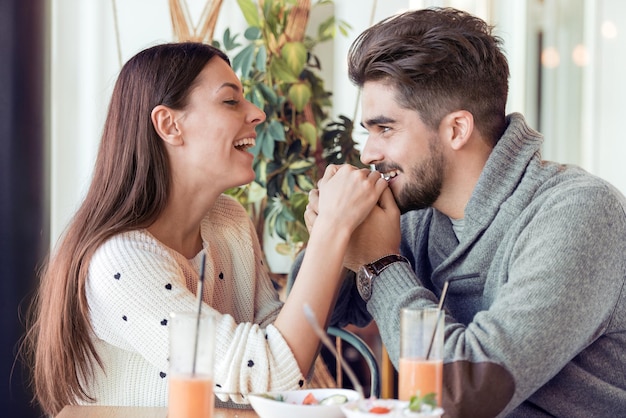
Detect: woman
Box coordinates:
(25, 42, 388, 416)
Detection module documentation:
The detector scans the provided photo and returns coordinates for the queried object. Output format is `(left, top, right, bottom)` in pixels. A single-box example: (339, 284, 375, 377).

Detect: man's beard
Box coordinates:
(395, 135, 444, 214)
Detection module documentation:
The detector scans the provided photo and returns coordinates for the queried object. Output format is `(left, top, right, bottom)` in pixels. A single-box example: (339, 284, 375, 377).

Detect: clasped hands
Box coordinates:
(305, 164, 402, 271)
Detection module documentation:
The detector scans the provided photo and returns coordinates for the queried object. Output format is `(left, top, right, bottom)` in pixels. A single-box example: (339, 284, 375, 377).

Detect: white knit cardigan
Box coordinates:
(83, 194, 304, 406)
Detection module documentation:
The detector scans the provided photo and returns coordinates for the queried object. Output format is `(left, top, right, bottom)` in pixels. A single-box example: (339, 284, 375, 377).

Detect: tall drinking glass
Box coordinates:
(168, 311, 216, 418)
(398, 307, 444, 406)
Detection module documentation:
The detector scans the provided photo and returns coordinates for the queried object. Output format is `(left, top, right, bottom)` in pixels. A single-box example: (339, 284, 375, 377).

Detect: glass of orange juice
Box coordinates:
(168, 311, 216, 418)
(398, 307, 444, 406)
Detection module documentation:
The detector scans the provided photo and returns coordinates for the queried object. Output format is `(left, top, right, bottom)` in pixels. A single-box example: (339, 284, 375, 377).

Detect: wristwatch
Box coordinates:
(356, 254, 409, 301)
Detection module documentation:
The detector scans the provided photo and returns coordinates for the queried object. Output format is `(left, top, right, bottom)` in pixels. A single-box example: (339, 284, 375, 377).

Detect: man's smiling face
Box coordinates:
(359, 80, 445, 213)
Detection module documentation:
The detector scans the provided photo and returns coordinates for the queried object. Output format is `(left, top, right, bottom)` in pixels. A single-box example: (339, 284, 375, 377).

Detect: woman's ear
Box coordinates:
(151, 105, 183, 146)
(442, 110, 474, 151)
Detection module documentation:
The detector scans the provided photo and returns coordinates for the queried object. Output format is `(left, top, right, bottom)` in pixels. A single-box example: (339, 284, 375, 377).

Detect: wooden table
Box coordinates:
(55, 405, 259, 417)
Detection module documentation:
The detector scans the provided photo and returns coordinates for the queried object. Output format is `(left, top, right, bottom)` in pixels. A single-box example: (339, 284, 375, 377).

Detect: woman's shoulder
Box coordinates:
(88, 229, 184, 299)
(98, 229, 166, 252)
(91, 229, 173, 271)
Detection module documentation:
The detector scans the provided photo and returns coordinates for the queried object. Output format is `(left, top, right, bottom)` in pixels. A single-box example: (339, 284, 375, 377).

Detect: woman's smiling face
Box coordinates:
(170, 57, 266, 191)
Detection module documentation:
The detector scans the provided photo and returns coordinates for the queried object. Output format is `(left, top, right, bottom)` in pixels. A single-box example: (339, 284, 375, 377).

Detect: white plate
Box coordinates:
(341, 398, 444, 417)
(248, 388, 360, 418)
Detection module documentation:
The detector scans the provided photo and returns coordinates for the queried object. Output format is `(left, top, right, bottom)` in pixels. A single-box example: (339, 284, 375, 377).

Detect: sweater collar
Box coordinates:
(463, 113, 543, 235)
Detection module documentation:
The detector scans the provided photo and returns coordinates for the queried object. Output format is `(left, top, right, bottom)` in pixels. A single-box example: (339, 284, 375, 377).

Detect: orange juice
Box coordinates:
(168, 375, 214, 418)
(398, 357, 443, 405)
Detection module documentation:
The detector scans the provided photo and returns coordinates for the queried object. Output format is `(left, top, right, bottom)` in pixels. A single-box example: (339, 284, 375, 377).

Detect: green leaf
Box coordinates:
(232, 43, 256, 77)
(290, 192, 309, 220)
(288, 83, 312, 112)
(339, 20, 352, 37)
(296, 174, 315, 191)
(288, 159, 314, 174)
(276, 217, 288, 241)
(290, 192, 310, 242)
(281, 204, 297, 222)
(281, 42, 307, 76)
(224, 185, 244, 201)
(247, 181, 267, 203)
(258, 83, 278, 105)
(317, 16, 336, 42)
(261, 0, 274, 23)
(287, 173, 296, 194)
(269, 57, 299, 83)
(244, 26, 261, 41)
(266, 213, 277, 237)
(298, 121, 317, 150)
(262, 128, 276, 158)
(236, 0, 260, 27)
(268, 120, 286, 142)
(290, 221, 309, 245)
(256, 45, 267, 73)
(408, 391, 438, 412)
(222, 28, 241, 51)
(281, 174, 292, 197)
(254, 158, 267, 186)
(249, 86, 266, 109)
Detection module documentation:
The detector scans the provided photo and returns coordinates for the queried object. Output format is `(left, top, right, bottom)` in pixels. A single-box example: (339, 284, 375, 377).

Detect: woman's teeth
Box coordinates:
(234, 138, 255, 151)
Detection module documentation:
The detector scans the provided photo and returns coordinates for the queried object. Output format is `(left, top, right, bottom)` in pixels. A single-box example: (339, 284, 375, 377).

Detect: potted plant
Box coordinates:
(218, 0, 364, 272)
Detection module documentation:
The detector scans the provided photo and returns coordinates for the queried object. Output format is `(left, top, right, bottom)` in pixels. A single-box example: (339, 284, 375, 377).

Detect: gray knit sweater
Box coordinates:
(292, 113, 626, 417)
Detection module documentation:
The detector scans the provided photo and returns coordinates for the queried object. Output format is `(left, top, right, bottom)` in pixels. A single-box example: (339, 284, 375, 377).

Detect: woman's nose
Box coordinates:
(248, 102, 266, 125)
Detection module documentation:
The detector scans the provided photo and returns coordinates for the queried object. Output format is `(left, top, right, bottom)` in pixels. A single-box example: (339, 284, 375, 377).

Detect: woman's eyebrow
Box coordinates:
(217, 82, 241, 93)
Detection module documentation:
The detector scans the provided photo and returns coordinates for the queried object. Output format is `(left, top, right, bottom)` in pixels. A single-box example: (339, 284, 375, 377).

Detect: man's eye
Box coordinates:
(224, 100, 239, 105)
(381, 126, 391, 133)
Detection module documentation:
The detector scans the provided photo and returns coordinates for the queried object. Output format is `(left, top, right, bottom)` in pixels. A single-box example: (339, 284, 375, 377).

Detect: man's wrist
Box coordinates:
(356, 254, 409, 301)
(346, 252, 401, 272)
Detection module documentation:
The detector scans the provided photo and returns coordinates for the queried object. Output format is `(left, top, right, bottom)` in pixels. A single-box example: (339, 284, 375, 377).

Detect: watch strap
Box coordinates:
(356, 254, 409, 302)
(366, 254, 409, 275)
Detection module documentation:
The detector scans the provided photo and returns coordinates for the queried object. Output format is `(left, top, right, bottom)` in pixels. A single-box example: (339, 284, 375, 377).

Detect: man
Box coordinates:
(297, 7, 626, 417)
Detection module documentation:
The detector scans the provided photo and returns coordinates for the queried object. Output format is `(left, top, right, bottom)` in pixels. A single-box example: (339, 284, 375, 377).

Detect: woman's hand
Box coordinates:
(304, 188, 319, 234)
(313, 164, 388, 234)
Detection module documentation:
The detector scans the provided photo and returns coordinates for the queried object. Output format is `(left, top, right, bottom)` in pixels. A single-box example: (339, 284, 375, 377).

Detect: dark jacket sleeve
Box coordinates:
(287, 250, 372, 328)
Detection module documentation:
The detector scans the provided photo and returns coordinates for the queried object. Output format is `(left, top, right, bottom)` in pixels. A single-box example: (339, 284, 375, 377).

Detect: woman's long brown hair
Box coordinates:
(24, 42, 229, 416)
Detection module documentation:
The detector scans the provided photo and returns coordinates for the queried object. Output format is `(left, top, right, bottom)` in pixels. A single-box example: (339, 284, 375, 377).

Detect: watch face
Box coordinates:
(356, 267, 372, 301)
(356, 255, 408, 302)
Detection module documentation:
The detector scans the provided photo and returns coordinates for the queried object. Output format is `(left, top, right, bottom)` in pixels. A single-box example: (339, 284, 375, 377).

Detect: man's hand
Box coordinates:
(304, 165, 401, 271)
(343, 187, 401, 272)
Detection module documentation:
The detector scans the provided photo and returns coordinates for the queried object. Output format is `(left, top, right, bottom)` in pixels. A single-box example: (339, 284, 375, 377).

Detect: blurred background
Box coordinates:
(2, 0, 624, 416)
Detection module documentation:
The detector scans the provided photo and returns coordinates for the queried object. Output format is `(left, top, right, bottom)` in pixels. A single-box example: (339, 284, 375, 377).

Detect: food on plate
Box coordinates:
(368, 405, 392, 414)
(250, 388, 360, 418)
(340, 396, 444, 417)
(408, 391, 437, 412)
(320, 394, 350, 405)
(256, 391, 349, 406)
(341, 398, 398, 415)
(403, 391, 443, 417)
(302, 392, 318, 405)
(257, 393, 285, 402)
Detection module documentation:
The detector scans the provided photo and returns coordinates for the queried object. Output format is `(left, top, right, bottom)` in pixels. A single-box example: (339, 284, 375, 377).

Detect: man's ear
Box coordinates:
(151, 105, 183, 146)
(442, 110, 474, 151)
